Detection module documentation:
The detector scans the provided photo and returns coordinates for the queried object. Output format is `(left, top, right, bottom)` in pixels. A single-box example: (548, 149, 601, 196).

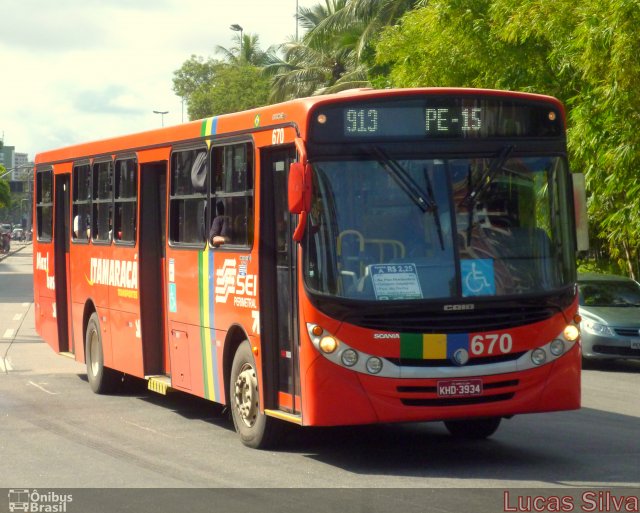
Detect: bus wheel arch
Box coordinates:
(222, 324, 250, 406)
(84, 307, 120, 394)
(81, 300, 97, 363)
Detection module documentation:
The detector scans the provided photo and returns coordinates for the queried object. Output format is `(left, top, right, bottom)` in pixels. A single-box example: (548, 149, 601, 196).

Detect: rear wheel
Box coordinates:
(444, 417, 502, 439)
(85, 312, 120, 394)
(230, 341, 280, 449)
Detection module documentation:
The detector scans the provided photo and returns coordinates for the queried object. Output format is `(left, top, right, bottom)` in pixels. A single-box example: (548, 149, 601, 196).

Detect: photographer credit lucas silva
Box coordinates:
(504, 491, 639, 513)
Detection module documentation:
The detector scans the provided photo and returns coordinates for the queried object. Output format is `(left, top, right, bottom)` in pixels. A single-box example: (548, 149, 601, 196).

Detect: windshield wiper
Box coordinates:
(461, 145, 515, 245)
(461, 145, 516, 208)
(370, 146, 444, 250)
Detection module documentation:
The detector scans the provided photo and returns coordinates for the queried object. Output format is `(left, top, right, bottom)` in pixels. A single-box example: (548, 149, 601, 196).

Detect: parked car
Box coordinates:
(578, 272, 640, 360)
(11, 228, 24, 241)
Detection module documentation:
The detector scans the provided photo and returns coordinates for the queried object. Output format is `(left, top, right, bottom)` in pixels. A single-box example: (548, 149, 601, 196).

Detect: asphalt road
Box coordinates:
(1, 244, 639, 496)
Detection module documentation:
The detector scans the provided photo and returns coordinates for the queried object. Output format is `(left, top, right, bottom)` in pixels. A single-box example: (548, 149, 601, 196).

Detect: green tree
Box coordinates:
(215, 33, 268, 66)
(264, 0, 363, 101)
(199, 65, 271, 116)
(173, 55, 220, 120)
(376, 0, 640, 277)
(265, 0, 419, 101)
(173, 50, 271, 119)
(0, 173, 11, 211)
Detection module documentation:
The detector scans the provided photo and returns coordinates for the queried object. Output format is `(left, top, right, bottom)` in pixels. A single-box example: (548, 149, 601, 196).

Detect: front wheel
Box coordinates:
(230, 341, 281, 449)
(444, 417, 502, 439)
(85, 312, 120, 394)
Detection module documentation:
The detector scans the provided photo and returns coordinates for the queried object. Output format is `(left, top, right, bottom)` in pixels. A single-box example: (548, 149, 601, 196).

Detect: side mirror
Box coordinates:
(288, 162, 312, 214)
(288, 162, 312, 242)
(572, 173, 589, 252)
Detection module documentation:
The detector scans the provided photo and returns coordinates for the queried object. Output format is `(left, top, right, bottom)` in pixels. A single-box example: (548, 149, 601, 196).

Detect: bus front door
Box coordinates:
(260, 146, 301, 416)
(139, 162, 167, 376)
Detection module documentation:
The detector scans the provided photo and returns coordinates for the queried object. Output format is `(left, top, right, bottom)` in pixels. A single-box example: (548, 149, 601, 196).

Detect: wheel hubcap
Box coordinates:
(234, 363, 258, 428)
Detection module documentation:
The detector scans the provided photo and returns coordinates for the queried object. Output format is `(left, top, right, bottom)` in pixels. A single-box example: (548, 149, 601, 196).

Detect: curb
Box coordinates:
(0, 241, 31, 261)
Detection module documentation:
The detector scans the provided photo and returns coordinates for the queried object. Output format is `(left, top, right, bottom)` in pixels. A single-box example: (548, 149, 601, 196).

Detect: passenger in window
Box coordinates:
(73, 215, 90, 239)
(209, 201, 231, 247)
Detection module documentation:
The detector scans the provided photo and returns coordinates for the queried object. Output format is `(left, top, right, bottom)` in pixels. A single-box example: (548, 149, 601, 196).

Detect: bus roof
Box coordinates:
(34, 87, 563, 166)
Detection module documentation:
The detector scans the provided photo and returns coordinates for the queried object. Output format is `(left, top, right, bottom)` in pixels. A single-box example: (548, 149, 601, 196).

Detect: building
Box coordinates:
(14, 153, 30, 180)
(0, 145, 16, 175)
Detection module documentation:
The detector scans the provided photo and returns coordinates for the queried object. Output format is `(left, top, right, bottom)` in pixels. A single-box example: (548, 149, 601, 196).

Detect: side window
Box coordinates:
(114, 158, 137, 244)
(36, 169, 53, 242)
(92, 160, 113, 243)
(72, 163, 91, 241)
(169, 148, 207, 245)
(210, 142, 254, 248)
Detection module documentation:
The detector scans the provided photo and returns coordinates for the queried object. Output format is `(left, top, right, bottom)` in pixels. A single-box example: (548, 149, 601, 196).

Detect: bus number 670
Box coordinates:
(470, 333, 513, 356)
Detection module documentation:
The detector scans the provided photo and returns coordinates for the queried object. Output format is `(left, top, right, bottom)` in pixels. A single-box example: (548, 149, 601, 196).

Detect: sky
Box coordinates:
(0, 0, 318, 162)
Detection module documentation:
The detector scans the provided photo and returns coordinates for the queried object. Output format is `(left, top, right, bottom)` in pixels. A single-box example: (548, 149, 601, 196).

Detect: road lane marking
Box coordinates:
(3, 329, 15, 339)
(122, 419, 179, 439)
(28, 381, 58, 395)
(13, 314, 22, 321)
(0, 358, 12, 372)
(22, 303, 30, 307)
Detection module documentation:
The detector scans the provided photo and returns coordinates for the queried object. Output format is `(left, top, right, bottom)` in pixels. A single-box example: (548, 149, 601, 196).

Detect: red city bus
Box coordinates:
(33, 88, 587, 448)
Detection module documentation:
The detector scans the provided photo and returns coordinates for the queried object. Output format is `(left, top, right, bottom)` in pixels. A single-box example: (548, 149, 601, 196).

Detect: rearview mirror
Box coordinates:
(288, 162, 312, 214)
(288, 162, 312, 242)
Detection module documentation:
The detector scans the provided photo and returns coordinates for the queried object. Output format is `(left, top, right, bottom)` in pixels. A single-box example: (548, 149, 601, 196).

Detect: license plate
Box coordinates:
(631, 340, 640, 350)
(437, 379, 483, 397)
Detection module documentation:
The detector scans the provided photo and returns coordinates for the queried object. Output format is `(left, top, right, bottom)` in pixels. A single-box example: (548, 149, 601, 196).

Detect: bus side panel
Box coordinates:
(108, 245, 143, 378)
(210, 250, 261, 402)
(69, 243, 112, 364)
(165, 249, 206, 398)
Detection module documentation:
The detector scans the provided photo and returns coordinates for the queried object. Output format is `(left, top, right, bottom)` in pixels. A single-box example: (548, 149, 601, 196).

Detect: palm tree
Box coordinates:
(265, 0, 365, 101)
(216, 33, 268, 66)
(310, 0, 420, 61)
(264, 0, 418, 101)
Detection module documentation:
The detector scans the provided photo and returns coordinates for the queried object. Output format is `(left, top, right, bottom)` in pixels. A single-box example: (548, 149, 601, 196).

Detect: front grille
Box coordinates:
(355, 307, 555, 333)
(309, 287, 575, 334)
(593, 345, 640, 357)
(613, 328, 640, 337)
(401, 393, 515, 407)
(387, 352, 525, 368)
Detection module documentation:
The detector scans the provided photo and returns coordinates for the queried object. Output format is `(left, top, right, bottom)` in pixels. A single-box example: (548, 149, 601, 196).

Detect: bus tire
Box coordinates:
(444, 417, 502, 439)
(85, 312, 120, 394)
(230, 341, 280, 449)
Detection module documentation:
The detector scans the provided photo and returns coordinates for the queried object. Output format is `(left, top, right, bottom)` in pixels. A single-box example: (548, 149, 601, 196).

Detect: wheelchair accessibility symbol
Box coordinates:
(462, 259, 496, 297)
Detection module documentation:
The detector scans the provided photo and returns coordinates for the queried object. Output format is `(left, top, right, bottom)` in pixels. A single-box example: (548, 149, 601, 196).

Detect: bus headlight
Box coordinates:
(341, 349, 358, 367)
(531, 348, 547, 366)
(319, 336, 338, 354)
(563, 324, 580, 342)
(550, 339, 565, 356)
(366, 357, 383, 374)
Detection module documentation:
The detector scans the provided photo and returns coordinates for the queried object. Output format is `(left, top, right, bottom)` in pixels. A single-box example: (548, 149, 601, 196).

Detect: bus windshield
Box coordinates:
(303, 152, 575, 301)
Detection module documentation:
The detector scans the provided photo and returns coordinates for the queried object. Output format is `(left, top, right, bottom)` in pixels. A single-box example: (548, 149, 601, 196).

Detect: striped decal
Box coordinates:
(199, 250, 221, 401)
(201, 117, 218, 141)
(198, 117, 221, 402)
(400, 333, 469, 359)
